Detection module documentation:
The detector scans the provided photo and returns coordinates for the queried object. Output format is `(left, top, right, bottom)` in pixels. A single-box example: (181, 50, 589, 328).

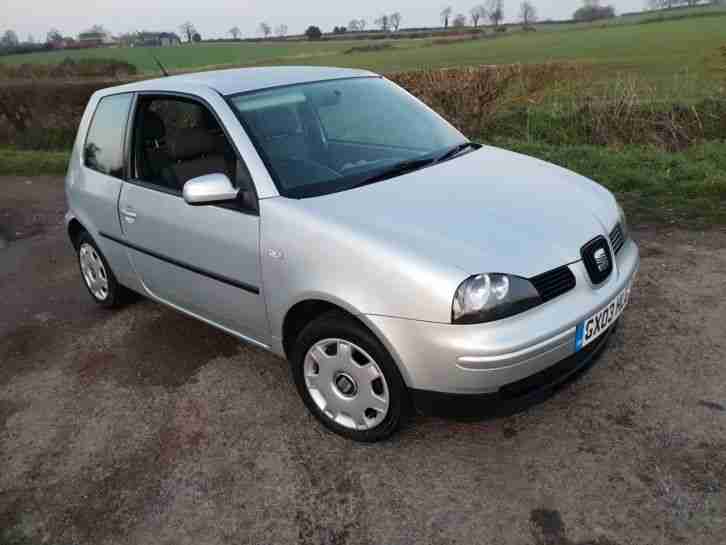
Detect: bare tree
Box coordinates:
(390, 12, 403, 31)
(375, 14, 390, 31)
(486, 0, 504, 27)
(258, 22, 272, 37)
(358, 18, 367, 30)
(441, 6, 453, 27)
(470, 4, 487, 27)
(452, 13, 468, 27)
(647, 0, 689, 8)
(1, 30, 19, 47)
(117, 32, 138, 46)
(46, 28, 63, 44)
(228, 26, 241, 40)
(519, 1, 538, 26)
(275, 24, 288, 37)
(179, 22, 196, 43)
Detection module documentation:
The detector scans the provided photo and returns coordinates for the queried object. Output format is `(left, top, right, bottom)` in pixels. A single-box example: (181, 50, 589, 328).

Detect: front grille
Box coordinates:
(581, 236, 613, 285)
(610, 223, 625, 255)
(530, 266, 576, 303)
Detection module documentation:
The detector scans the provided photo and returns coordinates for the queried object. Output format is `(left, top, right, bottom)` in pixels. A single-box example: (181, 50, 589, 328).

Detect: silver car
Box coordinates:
(65, 66, 639, 441)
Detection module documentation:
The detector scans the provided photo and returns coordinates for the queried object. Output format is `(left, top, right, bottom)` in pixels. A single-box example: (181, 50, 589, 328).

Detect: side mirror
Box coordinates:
(182, 173, 239, 205)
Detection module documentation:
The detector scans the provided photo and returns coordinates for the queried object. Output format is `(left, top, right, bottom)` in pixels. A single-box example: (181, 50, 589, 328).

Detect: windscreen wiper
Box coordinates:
(348, 156, 438, 190)
(434, 141, 481, 164)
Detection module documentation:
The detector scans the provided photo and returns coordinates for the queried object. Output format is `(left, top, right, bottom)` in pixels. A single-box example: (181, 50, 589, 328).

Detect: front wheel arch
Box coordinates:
(281, 298, 412, 387)
(67, 217, 86, 249)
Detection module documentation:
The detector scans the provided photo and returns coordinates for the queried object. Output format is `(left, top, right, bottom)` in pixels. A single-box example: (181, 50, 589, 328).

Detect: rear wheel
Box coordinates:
(291, 311, 408, 442)
(76, 231, 126, 308)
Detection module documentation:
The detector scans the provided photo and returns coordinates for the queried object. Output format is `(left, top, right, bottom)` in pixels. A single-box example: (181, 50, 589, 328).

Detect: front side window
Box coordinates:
(132, 96, 247, 194)
(83, 94, 133, 178)
(229, 77, 467, 198)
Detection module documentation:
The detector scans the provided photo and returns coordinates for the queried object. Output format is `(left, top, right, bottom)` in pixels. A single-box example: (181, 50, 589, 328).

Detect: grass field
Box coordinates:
(1, 11, 725, 98)
(0, 148, 70, 176)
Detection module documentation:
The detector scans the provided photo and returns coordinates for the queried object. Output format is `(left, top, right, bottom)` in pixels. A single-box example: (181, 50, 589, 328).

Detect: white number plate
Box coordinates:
(575, 283, 631, 351)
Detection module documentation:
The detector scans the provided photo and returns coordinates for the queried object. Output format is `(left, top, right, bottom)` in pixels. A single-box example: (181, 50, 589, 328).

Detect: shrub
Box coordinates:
(344, 43, 396, 54)
(573, 5, 616, 23)
(0, 79, 117, 150)
(388, 64, 581, 137)
(305, 26, 323, 40)
(1, 64, 724, 152)
(0, 57, 138, 80)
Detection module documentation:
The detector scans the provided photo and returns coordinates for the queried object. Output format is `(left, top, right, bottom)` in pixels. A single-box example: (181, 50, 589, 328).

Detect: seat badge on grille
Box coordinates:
(594, 248, 609, 272)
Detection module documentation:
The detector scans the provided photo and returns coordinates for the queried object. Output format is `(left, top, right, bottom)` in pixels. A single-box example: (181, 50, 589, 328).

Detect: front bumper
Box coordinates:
(411, 320, 616, 417)
(365, 238, 639, 397)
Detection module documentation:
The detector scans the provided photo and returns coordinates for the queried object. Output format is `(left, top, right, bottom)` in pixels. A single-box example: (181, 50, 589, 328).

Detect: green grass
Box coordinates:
(496, 139, 726, 226)
(1, 12, 725, 98)
(0, 148, 69, 176)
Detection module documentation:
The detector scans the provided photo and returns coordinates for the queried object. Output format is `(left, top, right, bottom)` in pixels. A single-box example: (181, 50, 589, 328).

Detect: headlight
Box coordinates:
(617, 202, 628, 240)
(452, 273, 542, 324)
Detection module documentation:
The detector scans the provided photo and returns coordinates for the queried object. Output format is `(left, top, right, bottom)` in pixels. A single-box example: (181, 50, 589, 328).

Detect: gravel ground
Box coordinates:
(1, 176, 725, 545)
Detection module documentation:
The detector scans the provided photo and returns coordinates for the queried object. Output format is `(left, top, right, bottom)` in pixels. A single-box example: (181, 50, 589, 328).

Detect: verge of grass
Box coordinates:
(492, 139, 726, 227)
(0, 148, 69, 176)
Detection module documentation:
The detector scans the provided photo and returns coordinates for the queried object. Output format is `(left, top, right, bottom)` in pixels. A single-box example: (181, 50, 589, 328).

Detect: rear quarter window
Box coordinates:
(83, 93, 133, 178)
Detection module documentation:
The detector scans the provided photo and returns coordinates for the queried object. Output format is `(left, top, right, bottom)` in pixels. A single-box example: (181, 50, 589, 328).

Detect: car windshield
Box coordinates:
(228, 77, 468, 198)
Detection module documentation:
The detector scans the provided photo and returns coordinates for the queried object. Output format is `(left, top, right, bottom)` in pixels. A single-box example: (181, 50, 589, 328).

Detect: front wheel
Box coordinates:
(290, 311, 408, 442)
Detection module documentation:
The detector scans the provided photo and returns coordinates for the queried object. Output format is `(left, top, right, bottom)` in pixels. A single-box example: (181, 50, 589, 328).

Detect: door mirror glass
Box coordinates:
(182, 173, 239, 205)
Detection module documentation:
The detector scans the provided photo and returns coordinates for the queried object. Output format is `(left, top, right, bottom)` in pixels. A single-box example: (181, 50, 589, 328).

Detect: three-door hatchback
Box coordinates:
(66, 66, 639, 441)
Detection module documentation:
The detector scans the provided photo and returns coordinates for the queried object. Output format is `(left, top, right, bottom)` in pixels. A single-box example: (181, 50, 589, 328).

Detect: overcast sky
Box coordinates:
(6, 0, 649, 41)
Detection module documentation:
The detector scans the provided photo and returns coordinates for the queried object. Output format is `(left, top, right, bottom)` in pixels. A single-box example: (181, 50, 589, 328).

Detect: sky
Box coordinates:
(5, 0, 649, 42)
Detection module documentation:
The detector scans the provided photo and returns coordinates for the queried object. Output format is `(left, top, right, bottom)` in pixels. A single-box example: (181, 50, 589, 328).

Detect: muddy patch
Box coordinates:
(0, 399, 23, 430)
(530, 508, 622, 545)
(641, 431, 725, 534)
(107, 309, 241, 389)
(0, 323, 61, 386)
(159, 398, 210, 464)
(285, 430, 369, 545)
(0, 203, 64, 244)
(55, 443, 168, 544)
(76, 351, 118, 387)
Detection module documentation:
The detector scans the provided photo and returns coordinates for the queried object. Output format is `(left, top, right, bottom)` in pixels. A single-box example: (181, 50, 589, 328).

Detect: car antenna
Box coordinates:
(150, 54, 169, 77)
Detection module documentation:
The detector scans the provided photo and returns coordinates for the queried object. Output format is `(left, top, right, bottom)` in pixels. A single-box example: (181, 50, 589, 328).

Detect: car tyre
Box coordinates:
(76, 231, 127, 308)
(290, 310, 409, 442)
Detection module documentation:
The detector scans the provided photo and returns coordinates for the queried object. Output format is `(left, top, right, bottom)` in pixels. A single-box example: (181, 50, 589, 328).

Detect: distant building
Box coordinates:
(77, 30, 116, 48)
(49, 37, 76, 49)
(133, 32, 182, 47)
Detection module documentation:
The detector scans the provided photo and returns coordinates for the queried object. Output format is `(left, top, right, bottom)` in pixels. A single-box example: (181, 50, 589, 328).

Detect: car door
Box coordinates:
(116, 93, 269, 344)
(69, 92, 139, 290)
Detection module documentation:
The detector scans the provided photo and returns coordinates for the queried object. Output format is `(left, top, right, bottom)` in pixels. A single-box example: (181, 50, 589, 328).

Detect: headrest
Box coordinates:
(142, 111, 166, 141)
(166, 128, 216, 160)
(256, 106, 301, 139)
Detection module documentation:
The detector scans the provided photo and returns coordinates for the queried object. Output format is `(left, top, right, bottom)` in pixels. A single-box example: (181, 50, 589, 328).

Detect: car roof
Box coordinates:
(103, 66, 379, 97)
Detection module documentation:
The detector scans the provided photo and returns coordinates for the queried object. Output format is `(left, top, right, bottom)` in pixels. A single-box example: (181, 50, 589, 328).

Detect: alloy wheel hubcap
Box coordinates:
(303, 338, 389, 430)
(79, 243, 109, 301)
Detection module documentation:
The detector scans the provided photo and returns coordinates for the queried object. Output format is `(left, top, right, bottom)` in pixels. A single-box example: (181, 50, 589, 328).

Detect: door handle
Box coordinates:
(120, 207, 137, 223)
